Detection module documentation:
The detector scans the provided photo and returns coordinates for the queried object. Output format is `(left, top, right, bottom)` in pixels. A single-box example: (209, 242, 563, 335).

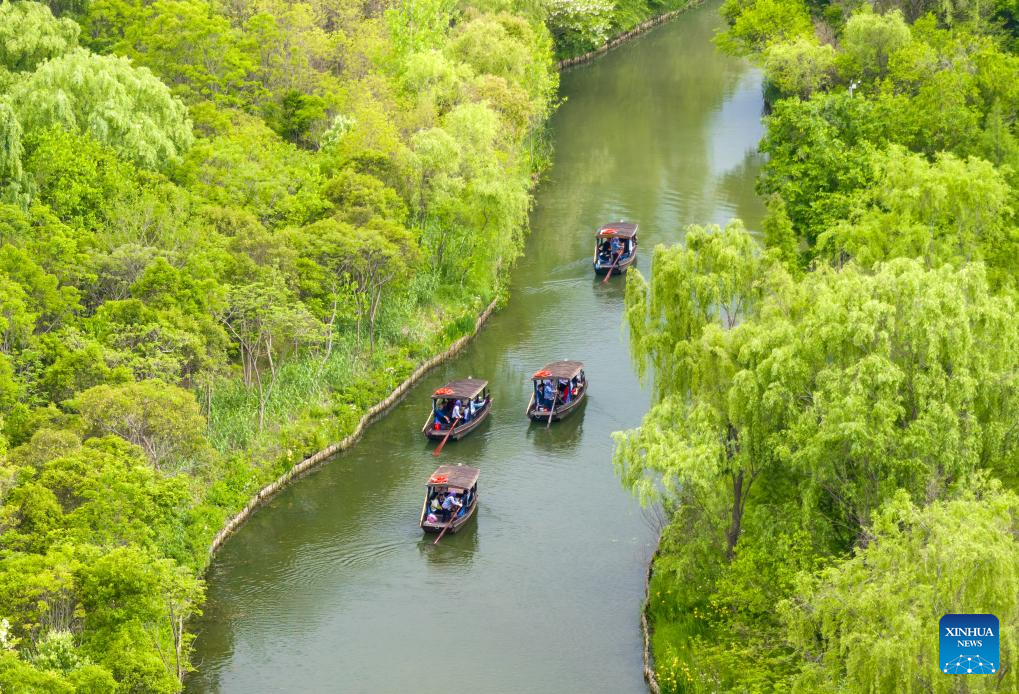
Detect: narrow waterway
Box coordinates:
(188, 4, 764, 691)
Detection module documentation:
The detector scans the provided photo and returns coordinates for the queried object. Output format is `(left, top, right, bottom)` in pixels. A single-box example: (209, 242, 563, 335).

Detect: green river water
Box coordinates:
(188, 4, 765, 691)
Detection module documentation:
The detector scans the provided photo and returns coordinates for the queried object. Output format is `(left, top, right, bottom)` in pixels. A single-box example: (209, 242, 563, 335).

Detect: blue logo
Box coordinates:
(940, 614, 998, 674)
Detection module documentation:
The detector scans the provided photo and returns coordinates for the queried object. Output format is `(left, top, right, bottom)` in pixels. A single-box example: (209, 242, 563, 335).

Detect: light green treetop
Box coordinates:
(9, 48, 193, 170)
(839, 8, 912, 82)
(819, 145, 1018, 290)
(782, 482, 1019, 693)
(0, 1, 80, 73)
(617, 224, 1019, 560)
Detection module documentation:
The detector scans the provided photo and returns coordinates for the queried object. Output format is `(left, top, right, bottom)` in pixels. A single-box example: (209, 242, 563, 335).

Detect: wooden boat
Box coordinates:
(419, 464, 479, 534)
(421, 378, 492, 441)
(593, 221, 638, 276)
(526, 360, 587, 422)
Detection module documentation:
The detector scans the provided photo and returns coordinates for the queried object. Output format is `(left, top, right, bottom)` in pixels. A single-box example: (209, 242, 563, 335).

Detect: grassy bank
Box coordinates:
(548, 0, 698, 60)
(0, 0, 557, 689)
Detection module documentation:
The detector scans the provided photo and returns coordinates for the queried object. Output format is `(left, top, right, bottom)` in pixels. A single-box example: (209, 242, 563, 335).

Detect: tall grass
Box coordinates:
(204, 288, 483, 457)
(206, 342, 357, 453)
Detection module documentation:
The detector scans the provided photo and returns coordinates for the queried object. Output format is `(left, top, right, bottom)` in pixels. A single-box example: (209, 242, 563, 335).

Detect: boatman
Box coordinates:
(451, 399, 463, 424)
(542, 380, 555, 410)
(434, 400, 449, 430)
(610, 236, 623, 262)
(441, 492, 462, 520)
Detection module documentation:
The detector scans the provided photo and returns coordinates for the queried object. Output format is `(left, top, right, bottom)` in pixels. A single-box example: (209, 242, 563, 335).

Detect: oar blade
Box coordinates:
(432, 416, 460, 456)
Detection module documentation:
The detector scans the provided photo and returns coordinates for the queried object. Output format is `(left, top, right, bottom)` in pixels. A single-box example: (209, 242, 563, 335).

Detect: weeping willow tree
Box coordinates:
(782, 481, 1019, 693)
(0, 103, 27, 204)
(614, 220, 791, 558)
(616, 223, 1019, 558)
(9, 49, 193, 170)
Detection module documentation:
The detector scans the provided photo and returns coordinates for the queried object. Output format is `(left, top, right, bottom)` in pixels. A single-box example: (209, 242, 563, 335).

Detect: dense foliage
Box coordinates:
(1, 0, 691, 687)
(618, 0, 1019, 690)
(0, 0, 588, 688)
(543, 0, 696, 57)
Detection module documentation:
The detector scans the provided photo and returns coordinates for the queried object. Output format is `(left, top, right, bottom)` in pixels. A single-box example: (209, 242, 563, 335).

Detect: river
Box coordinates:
(187, 4, 764, 691)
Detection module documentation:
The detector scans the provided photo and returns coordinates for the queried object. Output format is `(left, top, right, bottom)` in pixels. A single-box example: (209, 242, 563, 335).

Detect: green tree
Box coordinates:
(447, 12, 556, 109)
(71, 380, 210, 472)
(75, 545, 202, 691)
(618, 230, 1019, 555)
(718, 0, 814, 56)
(542, 0, 614, 55)
(181, 110, 327, 226)
(758, 93, 880, 251)
(818, 145, 1018, 289)
(9, 48, 194, 170)
(217, 278, 324, 429)
(0, 0, 80, 73)
(782, 483, 1019, 693)
(385, 0, 457, 61)
(615, 221, 785, 557)
(114, 0, 261, 106)
(0, 104, 27, 204)
(839, 8, 911, 82)
(764, 38, 836, 99)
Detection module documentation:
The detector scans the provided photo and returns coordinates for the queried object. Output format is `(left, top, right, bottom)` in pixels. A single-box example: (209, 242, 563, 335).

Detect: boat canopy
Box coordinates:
(427, 464, 480, 490)
(532, 360, 584, 380)
(431, 379, 488, 400)
(596, 222, 638, 239)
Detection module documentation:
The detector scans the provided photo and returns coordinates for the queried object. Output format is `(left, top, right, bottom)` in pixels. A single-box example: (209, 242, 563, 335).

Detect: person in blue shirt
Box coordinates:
(542, 380, 555, 410)
(441, 492, 462, 520)
(433, 399, 449, 429)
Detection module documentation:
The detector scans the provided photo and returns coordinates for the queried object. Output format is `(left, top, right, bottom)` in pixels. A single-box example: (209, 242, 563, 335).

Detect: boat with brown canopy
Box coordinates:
(419, 464, 479, 534)
(421, 378, 492, 441)
(593, 221, 638, 276)
(526, 360, 587, 422)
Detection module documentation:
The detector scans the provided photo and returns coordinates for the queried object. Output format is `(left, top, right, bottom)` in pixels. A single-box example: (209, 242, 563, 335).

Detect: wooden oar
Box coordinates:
(433, 501, 462, 545)
(600, 251, 622, 284)
(432, 416, 461, 456)
(546, 389, 558, 429)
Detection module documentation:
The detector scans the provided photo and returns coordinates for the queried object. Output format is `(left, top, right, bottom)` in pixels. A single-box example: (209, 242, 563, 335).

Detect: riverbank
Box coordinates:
(556, 0, 703, 70)
(186, 2, 767, 690)
(205, 297, 499, 556)
(631, 0, 1019, 689)
(202, 0, 709, 564)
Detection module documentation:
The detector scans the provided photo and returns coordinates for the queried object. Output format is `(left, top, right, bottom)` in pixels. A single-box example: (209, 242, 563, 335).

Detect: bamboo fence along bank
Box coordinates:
(642, 538, 663, 694)
(207, 298, 500, 556)
(556, 1, 703, 70)
(206, 7, 700, 559)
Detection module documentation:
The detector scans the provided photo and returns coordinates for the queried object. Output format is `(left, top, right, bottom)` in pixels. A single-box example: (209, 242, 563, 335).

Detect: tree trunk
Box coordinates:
(254, 364, 266, 432)
(726, 467, 745, 560)
(318, 296, 338, 375)
(368, 287, 382, 357)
